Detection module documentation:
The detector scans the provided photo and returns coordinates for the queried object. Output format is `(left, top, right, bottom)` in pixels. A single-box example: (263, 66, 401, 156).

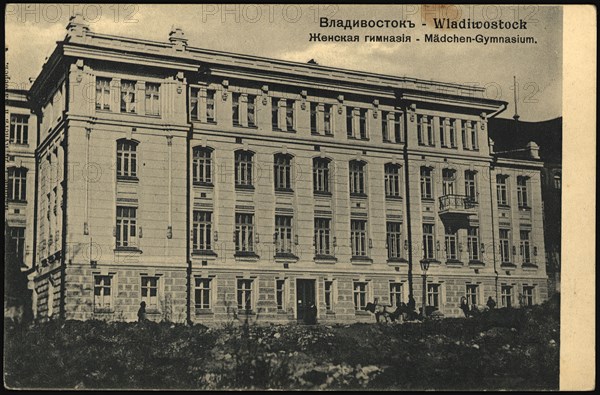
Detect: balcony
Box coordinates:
(438, 195, 477, 218)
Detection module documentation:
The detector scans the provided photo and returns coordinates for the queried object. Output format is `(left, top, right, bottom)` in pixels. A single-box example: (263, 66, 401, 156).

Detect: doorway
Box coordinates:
(296, 279, 316, 324)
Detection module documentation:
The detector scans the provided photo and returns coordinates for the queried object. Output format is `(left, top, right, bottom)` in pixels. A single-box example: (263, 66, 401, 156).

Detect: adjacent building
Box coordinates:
(24, 15, 549, 323)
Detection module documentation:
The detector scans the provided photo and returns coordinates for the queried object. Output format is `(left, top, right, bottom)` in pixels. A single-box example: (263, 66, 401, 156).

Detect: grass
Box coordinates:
(4, 294, 559, 390)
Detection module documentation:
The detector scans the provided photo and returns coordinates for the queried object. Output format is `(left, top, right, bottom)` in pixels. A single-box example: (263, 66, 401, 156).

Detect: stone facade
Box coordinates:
(26, 15, 548, 324)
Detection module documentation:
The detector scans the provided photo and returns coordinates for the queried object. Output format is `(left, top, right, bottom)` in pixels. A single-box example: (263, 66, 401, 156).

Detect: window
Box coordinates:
(285, 100, 295, 131)
(444, 225, 458, 260)
(141, 276, 159, 309)
(386, 222, 403, 260)
(313, 158, 330, 193)
(120, 80, 136, 113)
(275, 215, 293, 255)
(522, 286, 534, 306)
(314, 218, 331, 256)
(442, 169, 456, 196)
(346, 107, 353, 137)
(520, 230, 531, 264)
(192, 211, 212, 251)
(351, 220, 368, 257)
(394, 112, 404, 143)
(194, 278, 212, 309)
(517, 176, 529, 208)
(464, 171, 478, 202)
(8, 227, 25, 263)
(247, 95, 256, 127)
(116, 206, 137, 248)
(417, 115, 424, 145)
(499, 229, 511, 263)
(94, 275, 113, 310)
(232, 92, 240, 126)
(425, 117, 434, 146)
(497, 175, 509, 205)
(274, 154, 292, 190)
(96, 78, 111, 111)
(423, 224, 435, 260)
(10, 114, 29, 144)
(145, 83, 160, 116)
(461, 121, 468, 149)
(206, 89, 216, 123)
(439, 118, 446, 147)
(353, 282, 368, 310)
(467, 227, 480, 261)
(553, 173, 561, 189)
(271, 97, 279, 129)
(116, 139, 138, 179)
(235, 150, 254, 187)
(324, 104, 333, 135)
(420, 167, 433, 199)
(381, 111, 390, 141)
(466, 284, 478, 306)
(390, 283, 403, 307)
(235, 213, 255, 253)
(7, 167, 27, 201)
(237, 279, 253, 311)
(358, 108, 367, 139)
(448, 119, 457, 148)
(427, 284, 440, 308)
(470, 122, 478, 150)
(349, 160, 366, 195)
(276, 279, 286, 310)
(324, 280, 334, 311)
(501, 285, 513, 308)
(192, 147, 213, 184)
(384, 163, 401, 198)
(310, 102, 318, 134)
(190, 88, 199, 121)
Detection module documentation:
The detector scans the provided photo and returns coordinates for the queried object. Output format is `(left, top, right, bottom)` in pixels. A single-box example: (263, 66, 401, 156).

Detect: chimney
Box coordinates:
(169, 26, 188, 52)
(527, 141, 540, 159)
(66, 12, 90, 40)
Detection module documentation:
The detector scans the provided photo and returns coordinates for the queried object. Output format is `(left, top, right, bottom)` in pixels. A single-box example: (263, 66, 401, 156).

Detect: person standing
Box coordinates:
(137, 301, 147, 322)
(486, 296, 497, 310)
(460, 296, 470, 317)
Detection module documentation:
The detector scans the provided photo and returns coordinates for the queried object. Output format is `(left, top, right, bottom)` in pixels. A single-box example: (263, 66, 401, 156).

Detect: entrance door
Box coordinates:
(296, 279, 316, 324)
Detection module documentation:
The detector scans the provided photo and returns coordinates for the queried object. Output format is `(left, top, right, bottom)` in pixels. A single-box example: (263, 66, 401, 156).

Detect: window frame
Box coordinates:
(351, 219, 368, 257)
(116, 139, 139, 180)
(274, 153, 293, 191)
(237, 279, 254, 312)
(194, 277, 212, 310)
(9, 114, 29, 145)
(120, 80, 137, 113)
(192, 146, 213, 185)
(94, 275, 113, 311)
(7, 167, 27, 201)
(313, 157, 331, 194)
(235, 213, 255, 253)
(349, 160, 366, 196)
(384, 163, 401, 198)
(192, 211, 213, 252)
(116, 206, 138, 249)
(141, 275, 160, 310)
(353, 281, 368, 311)
(145, 83, 160, 116)
(234, 150, 254, 188)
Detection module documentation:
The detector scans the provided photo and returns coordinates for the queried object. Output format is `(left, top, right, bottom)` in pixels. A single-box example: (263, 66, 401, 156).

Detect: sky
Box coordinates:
(5, 4, 562, 121)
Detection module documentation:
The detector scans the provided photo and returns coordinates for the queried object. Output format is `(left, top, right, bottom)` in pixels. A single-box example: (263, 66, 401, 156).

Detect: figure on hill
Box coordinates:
(486, 296, 497, 310)
(137, 301, 147, 322)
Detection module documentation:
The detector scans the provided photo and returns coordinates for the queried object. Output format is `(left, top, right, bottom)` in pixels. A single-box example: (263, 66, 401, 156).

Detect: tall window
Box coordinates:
(324, 104, 333, 135)
(420, 167, 433, 199)
(232, 92, 240, 126)
(116, 140, 138, 179)
(275, 215, 293, 254)
(461, 121, 468, 149)
(96, 78, 111, 111)
(444, 225, 458, 260)
(353, 282, 368, 310)
(8, 227, 25, 263)
(417, 115, 424, 145)
(390, 282, 403, 307)
(442, 169, 456, 196)
(499, 229, 511, 263)
(346, 107, 353, 137)
(384, 163, 401, 198)
(192, 211, 212, 251)
(120, 80, 136, 113)
(235, 150, 254, 187)
(501, 285, 513, 307)
(314, 218, 331, 256)
(237, 279, 253, 311)
(423, 224, 435, 260)
(7, 167, 27, 201)
(381, 111, 390, 142)
(190, 88, 199, 121)
(520, 230, 531, 264)
(94, 275, 112, 310)
(10, 114, 29, 145)
(285, 100, 295, 131)
(116, 206, 137, 248)
(274, 154, 292, 190)
(358, 108, 367, 139)
(313, 158, 330, 193)
(517, 177, 529, 208)
(141, 276, 159, 309)
(194, 278, 212, 309)
(439, 118, 446, 147)
(394, 112, 404, 143)
(448, 119, 457, 148)
(276, 279, 286, 310)
(324, 280, 334, 311)
(310, 102, 318, 134)
(349, 160, 366, 195)
(247, 95, 256, 127)
(271, 97, 279, 129)
(351, 220, 368, 257)
(235, 213, 255, 253)
(466, 284, 478, 305)
(386, 222, 403, 260)
(193, 147, 213, 184)
(145, 83, 160, 116)
(206, 89, 216, 123)
(425, 117, 434, 146)
(465, 171, 477, 202)
(497, 175, 509, 205)
(522, 286, 534, 306)
(553, 173, 561, 189)
(470, 122, 478, 150)
(427, 284, 440, 308)
(467, 227, 480, 261)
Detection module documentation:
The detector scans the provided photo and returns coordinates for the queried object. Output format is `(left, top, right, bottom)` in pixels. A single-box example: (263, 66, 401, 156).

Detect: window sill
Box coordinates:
(498, 204, 511, 209)
(192, 250, 218, 257)
(193, 182, 214, 188)
(114, 247, 142, 253)
(468, 260, 485, 267)
(385, 195, 403, 201)
(7, 199, 28, 204)
(234, 251, 260, 260)
(194, 309, 214, 316)
(350, 193, 368, 199)
(445, 259, 464, 266)
(275, 188, 294, 194)
(522, 263, 538, 270)
(387, 257, 408, 265)
(237, 310, 256, 316)
(8, 142, 30, 147)
(117, 176, 139, 182)
(235, 184, 255, 191)
(500, 262, 517, 269)
(421, 197, 435, 202)
(233, 123, 258, 130)
(518, 206, 532, 211)
(314, 191, 332, 197)
(274, 252, 299, 262)
(314, 255, 337, 264)
(421, 258, 441, 265)
(351, 256, 373, 264)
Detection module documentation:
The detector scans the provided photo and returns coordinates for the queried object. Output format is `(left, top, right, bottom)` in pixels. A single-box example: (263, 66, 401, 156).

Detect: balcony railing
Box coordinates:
(438, 194, 477, 216)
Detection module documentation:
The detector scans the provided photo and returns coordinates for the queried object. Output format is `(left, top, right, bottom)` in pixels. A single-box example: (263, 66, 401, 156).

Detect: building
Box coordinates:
(25, 15, 549, 323)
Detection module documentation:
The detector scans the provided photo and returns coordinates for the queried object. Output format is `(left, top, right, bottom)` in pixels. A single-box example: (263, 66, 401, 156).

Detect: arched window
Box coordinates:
(7, 167, 27, 201)
(234, 150, 254, 187)
(274, 153, 293, 191)
(193, 146, 213, 184)
(116, 139, 138, 179)
(349, 160, 366, 195)
(313, 157, 331, 194)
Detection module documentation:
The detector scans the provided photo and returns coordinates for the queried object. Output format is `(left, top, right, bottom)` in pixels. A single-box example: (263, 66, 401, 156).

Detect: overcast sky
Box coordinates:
(5, 4, 562, 121)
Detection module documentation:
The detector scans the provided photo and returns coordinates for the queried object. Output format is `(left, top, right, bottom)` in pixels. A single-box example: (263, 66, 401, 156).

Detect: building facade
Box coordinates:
(26, 15, 548, 323)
